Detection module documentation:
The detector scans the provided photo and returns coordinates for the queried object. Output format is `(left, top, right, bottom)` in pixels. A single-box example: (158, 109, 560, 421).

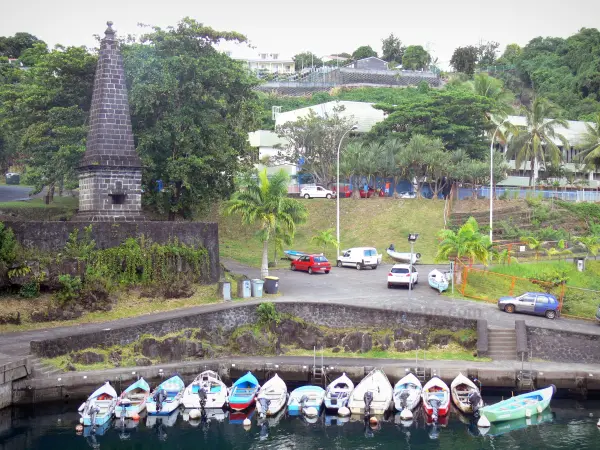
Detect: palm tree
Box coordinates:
(575, 235, 600, 259)
(508, 97, 570, 186)
(435, 217, 492, 265)
(468, 74, 514, 117)
(520, 235, 543, 260)
(225, 169, 307, 278)
(576, 113, 600, 168)
(311, 228, 338, 255)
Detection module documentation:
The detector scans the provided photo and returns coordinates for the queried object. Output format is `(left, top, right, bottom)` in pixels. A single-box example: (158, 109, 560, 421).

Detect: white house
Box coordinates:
(224, 49, 294, 74)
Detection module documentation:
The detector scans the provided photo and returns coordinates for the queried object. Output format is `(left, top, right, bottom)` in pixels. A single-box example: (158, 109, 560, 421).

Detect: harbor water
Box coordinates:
(2, 396, 599, 449)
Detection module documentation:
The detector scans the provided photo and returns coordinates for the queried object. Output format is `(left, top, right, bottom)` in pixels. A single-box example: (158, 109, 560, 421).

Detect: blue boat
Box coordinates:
(428, 269, 449, 293)
(78, 382, 118, 427)
(287, 385, 325, 416)
(284, 250, 307, 261)
(146, 376, 185, 416)
(229, 372, 260, 411)
(116, 378, 150, 419)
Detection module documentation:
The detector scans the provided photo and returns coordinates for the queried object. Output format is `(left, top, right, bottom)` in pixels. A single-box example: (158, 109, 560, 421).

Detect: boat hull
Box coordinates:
(324, 397, 349, 410)
(229, 398, 256, 411)
(387, 249, 419, 264)
(423, 401, 450, 417)
(146, 399, 180, 416)
(82, 411, 113, 427)
(479, 386, 554, 423)
(393, 390, 421, 412)
(481, 397, 551, 422)
(115, 402, 146, 418)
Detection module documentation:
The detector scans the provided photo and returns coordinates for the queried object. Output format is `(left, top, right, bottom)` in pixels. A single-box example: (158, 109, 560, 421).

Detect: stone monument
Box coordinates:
(75, 21, 143, 222)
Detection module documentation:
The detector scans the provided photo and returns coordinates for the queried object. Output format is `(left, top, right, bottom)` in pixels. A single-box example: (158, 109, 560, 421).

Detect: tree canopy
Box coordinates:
(401, 45, 430, 70)
(293, 52, 322, 70)
(352, 45, 378, 60)
(381, 33, 405, 64)
(0, 32, 44, 58)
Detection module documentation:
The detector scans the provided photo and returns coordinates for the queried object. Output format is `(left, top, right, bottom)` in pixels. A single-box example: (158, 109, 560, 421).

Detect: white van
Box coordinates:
(300, 185, 335, 199)
(336, 247, 382, 270)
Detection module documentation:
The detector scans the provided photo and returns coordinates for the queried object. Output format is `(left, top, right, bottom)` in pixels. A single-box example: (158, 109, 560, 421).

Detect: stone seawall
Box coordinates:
(4, 221, 220, 283)
(527, 326, 600, 363)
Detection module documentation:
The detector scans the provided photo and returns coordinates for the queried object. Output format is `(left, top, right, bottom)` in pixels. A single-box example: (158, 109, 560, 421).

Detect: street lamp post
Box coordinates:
(408, 233, 419, 297)
(489, 119, 510, 243)
(337, 125, 358, 259)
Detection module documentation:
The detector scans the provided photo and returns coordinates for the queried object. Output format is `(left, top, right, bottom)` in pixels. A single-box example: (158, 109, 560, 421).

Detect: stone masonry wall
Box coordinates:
(78, 168, 142, 216)
(527, 326, 600, 364)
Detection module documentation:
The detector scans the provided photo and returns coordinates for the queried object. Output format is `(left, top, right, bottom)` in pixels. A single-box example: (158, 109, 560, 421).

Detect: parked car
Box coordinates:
(337, 247, 382, 270)
(329, 183, 352, 198)
(596, 304, 600, 323)
(290, 254, 331, 274)
(359, 187, 376, 198)
(398, 191, 416, 199)
(387, 264, 418, 289)
(300, 185, 335, 199)
(497, 292, 560, 319)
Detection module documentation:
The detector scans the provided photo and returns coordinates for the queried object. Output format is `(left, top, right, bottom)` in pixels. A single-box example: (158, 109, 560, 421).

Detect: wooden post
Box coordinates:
(509, 276, 516, 296)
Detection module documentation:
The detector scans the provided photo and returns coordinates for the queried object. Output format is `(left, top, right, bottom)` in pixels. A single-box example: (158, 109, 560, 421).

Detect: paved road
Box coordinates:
(0, 185, 32, 202)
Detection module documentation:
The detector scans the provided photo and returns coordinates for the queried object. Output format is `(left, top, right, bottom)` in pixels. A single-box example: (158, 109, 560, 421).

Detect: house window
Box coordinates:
(271, 54, 278, 60)
(260, 53, 267, 59)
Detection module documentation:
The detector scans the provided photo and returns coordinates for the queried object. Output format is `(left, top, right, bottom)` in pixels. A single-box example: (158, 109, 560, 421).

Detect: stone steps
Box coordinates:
(28, 355, 63, 378)
(487, 328, 517, 361)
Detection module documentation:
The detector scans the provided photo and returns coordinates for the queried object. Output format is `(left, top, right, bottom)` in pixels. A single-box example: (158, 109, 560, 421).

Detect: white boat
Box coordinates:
(324, 373, 354, 411)
(348, 369, 393, 415)
(422, 377, 450, 420)
(78, 382, 118, 427)
(428, 269, 449, 293)
(287, 385, 325, 416)
(451, 373, 484, 415)
(182, 370, 228, 409)
(146, 376, 185, 416)
(387, 248, 421, 264)
(393, 373, 422, 412)
(283, 250, 307, 261)
(182, 408, 228, 425)
(146, 409, 180, 428)
(115, 378, 150, 419)
(256, 374, 288, 418)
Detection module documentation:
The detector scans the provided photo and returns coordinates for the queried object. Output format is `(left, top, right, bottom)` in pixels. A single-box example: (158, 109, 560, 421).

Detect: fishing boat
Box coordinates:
(146, 409, 180, 428)
(393, 373, 422, 412)
(484, 409, 554, 436)
(348, 368, 393, 415)
(451, 373, 484, 415)
(255, 374, 288, 418)
(283, 250, 307, 261)
(479, 385, 555, 423)
(146, 375, 185, 416)
(287, 385, 325, 416)
(324, 373, 354, 411)
(386, 248, 421, 264)
(422, 377, 450, 420)
(428, 269, 449, 293)
(228, 372, 260, 411)
(78, 381, 118, 427)
(182, 370, 228, 409)
(115, 378, 150, 419)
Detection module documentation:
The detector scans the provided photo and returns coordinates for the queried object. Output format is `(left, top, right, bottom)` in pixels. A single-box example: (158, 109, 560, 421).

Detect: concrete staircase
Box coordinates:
(487, 328, 517, 361)
(28, 355, 62, 378)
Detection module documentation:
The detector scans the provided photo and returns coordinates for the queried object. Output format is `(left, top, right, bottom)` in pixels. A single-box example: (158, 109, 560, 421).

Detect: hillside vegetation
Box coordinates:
(218, 198, 445, 266)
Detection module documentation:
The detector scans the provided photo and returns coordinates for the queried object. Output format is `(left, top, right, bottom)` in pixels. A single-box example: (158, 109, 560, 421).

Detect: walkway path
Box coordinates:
(0, 185, 32, 202)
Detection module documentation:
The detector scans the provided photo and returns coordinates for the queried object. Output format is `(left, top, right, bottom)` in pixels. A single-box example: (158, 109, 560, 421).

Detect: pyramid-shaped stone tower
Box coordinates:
(75, 21, 143, 222)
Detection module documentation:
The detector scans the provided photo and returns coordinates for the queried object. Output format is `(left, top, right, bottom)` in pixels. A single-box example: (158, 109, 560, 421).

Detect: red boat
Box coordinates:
(422, 377, 450, 418)
(228, 372, 260, 411)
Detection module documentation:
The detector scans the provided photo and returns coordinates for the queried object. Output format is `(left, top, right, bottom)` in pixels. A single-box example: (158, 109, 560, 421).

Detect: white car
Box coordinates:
(300, 185, 335, 199)
(398, 191, 416, 199)
(387, 264, 418, 288)
(337, 247, 382, 270)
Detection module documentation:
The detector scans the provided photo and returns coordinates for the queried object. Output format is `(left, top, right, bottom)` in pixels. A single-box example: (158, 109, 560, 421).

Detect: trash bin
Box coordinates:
(575, 257, 586, 272)
(218, 281, 231, 301)
(5, 173, 20, 185)
(264, 276, 279, 294)
(251, 279, 264, 298)
(237, 279, 251, 298)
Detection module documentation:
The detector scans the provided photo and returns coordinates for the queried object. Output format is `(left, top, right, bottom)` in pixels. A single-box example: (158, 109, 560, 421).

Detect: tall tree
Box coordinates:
(508, 97, 570, 186)
(0, 32, 43, 58)
(435, 217, 491, 265)
(381, 33, 405, 64)
(123, 18, 261, 219)
(477, 40, 500, 67)
(352, 45, 377, 60)
(467, 73, 514, 117)
(293, 52, 322, 71)
(450, 46, 479, 75)
(401, 45, 430, 70)
(225, 169, 307, 278)
(497, 43, 522, 65)
(576, 113, 600, 168)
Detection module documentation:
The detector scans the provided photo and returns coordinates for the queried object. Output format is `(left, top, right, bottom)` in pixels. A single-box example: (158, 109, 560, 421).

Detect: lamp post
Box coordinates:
(408, 233, 419, 297)
(336, 124, 358, 259)
(489, 118, 510, 243)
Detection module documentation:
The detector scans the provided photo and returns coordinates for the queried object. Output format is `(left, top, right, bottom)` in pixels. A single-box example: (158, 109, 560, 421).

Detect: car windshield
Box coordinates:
(391, 267, 409, 274)
(363, 249, 377, 257)
(313, 256, 328, 262)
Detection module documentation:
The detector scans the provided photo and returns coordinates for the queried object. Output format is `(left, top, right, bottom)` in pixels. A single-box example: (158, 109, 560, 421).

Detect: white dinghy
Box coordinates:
(255, 374, 288, 418)
(348, 369, 393, 415)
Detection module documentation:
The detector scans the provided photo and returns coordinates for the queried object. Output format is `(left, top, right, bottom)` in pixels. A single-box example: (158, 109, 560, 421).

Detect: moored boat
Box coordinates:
(115, 378, 150, 419)
(479, 385, 555, 423)
(428, 269, 449, 293)
(78, 381, 118, 427)
(485, 409, 554, 436)
(386, 248, 421, 264)
(324, 373, 354, 411)
(393, 373, 422, 412)
(256, 374, 288, 418)
(182, 370, 228, 409)
(146, 376, 185, 416)
(228, 372, 260, 411)
(284, 250, 307, 261)
(451, 373, 483, 415)
(348, 368, 393, 415)
(287, 385, 325, 416)
(422, 377, 450, 420)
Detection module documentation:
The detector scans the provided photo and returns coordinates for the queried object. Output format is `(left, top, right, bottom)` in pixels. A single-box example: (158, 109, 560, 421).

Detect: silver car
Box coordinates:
(498, 292, 560, 319)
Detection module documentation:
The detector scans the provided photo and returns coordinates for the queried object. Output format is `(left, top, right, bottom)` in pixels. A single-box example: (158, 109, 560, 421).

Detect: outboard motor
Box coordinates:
(258, 397, 271, 419)
(89, 404, 100, 431)
(300, 395, 309, 413)
(364, 391, 374, 417)
(153, 389, 167, 413)
(398, 390, 410, 411)
(199, 387, 208, 410)
(468, 390, 482, 417)
(429, 398, 441, 423)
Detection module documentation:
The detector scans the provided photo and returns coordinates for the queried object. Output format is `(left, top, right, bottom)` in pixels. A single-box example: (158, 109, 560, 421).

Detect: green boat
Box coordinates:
(479, 385, 555, 423)
(483, 409, 554, 437)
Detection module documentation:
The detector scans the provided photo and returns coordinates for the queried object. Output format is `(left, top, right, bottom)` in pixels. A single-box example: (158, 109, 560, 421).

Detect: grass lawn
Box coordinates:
(0, 196, 78, 209)
(456, 260, 600, 318)
(219, 198, 446, 267)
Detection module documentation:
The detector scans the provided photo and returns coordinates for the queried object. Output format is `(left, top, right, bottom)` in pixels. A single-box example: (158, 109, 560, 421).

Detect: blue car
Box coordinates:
(497, 292, 560, 319)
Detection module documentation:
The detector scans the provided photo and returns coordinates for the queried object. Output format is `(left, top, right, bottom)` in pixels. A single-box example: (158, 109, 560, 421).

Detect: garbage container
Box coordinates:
(264, 276, 279, 294)
(5, 173, 20, 185)
(251, 279, 264, 298)
(237, 279, 251, 298)
(575, 256, 586, 272)
(218, 281, 231, 301)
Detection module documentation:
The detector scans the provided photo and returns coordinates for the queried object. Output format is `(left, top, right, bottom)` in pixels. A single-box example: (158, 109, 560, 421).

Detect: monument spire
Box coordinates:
(76, 21, 143, 222)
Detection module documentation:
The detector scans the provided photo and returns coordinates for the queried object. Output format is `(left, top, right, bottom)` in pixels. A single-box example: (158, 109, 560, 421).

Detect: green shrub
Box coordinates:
(54, 275, 82, 306)
(64, 225, 96, 259)
(257, 302, 280, 325)
(19, 281, 40, 298)
(0, 222, 17, 265)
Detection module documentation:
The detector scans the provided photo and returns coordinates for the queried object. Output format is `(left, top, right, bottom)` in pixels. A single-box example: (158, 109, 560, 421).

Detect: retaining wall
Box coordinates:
(527, 326, 600, 364)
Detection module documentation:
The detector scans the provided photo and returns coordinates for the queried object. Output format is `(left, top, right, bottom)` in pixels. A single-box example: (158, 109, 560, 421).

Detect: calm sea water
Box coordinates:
(2, 397, 599, 449)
